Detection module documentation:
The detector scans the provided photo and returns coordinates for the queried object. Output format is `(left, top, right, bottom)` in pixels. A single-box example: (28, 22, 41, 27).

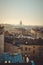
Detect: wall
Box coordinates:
(4, 43, 21, 54)
(0, 34, 4, 54)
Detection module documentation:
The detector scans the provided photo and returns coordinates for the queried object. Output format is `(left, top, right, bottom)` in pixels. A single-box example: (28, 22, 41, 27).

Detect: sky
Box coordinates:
(0, 0, 43, 26)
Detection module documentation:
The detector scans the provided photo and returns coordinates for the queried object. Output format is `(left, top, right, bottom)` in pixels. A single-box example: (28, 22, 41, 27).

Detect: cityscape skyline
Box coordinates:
(0, 0, 43, 26)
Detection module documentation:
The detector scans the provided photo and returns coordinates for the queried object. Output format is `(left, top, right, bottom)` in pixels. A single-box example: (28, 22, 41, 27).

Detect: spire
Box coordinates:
(20, 20, 22, 26)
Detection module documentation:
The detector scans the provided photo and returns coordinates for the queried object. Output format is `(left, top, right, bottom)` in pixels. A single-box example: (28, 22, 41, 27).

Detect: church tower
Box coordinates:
(20, 20, 22, 26)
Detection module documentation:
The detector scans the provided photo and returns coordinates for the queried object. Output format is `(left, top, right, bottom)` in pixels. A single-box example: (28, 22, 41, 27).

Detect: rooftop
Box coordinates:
(32, 27, 43, 33)
(4, 36, 43, 45)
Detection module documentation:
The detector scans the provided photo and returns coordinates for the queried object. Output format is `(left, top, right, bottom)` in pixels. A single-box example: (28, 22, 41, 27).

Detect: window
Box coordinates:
(33, 46, 35, 48)
(28, 48, 30, 51)
(33, 50, 35, 54)
(28, 53, 30, 56)
(25, 47, 27, 51)
(21, 47, 23, 51)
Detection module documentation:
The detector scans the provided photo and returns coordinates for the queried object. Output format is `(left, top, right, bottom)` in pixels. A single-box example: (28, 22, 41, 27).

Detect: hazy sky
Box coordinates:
(0, 0, 43, 26)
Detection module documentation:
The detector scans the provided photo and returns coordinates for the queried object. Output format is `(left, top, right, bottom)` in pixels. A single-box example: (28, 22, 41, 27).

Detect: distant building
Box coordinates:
(31, 28, 43, 39)
(20, 20, 22, 26)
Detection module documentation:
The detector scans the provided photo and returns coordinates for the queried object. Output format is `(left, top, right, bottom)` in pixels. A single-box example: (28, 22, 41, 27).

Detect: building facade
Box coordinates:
(0, 26, 4, 54)
(4, 43, 21, 54)
(19, 45, 43, 61)
(31, 28, 43, 39)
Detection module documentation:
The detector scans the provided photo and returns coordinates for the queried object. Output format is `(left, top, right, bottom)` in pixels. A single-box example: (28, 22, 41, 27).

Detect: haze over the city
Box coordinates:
(0, 0, 43, 26)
